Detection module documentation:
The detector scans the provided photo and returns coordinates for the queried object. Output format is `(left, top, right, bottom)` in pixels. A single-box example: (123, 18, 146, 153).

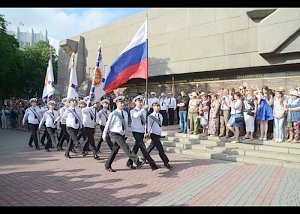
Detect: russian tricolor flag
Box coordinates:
(104, 20, 148, 93)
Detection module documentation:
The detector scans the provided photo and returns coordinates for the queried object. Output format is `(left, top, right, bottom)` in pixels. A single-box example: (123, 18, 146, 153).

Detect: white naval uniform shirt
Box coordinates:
(59, 106, 68, 124)
(102, 108, 128, 139)
(168, 97, 177, 109)
(23, 106, 41, 125)
(61, 106, 83, 129)
(130, 107, 146, 133)
(39, 110, 60, 129)
(98, 108, 110, 126)
(159, 98, 169, 111)
(82, 106, 99, 128)
(148, 111, 163, 136)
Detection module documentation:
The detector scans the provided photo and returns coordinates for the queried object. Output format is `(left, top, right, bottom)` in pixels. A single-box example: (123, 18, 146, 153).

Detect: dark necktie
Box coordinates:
(73, 109, 79, 124)
(121, 111, 125, 131)
(157, 113, 161, 126)
(33, 108, 38, 119)
(140, 109, 145, 125)
(104, 110, 108, 122)
(169, 98, 171, 105)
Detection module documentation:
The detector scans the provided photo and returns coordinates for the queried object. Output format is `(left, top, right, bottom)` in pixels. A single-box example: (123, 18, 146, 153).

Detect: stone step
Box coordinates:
(161, 141, 191, 148)
(235, 155, 300, 169)
(243, 150, 300, 162)
(164, 147, 184, 154)
(161, 131, 175, 137)
(181, 149, 217, 159)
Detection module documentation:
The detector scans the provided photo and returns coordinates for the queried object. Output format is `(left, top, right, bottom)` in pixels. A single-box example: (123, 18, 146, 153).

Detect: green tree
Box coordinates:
(23, 41, 58, 98)
(0, 14, 58, 100)
(0, 14, 24, 100)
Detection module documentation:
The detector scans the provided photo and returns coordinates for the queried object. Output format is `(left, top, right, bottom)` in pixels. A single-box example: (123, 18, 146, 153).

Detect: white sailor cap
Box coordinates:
(100, 99, 110, 105)
(150, 92, 156, 96)
(68, 97, 78, 103)
(152, 101, 160, 107)
(79, 100, 87, 106)
(133, 95, 143, 102)
(84, 96, 89, 102)
(29, 98, 38, 103)
(113, 96, 125, 103)
(61, 98, 68, 103)
(161, 92, 166, 97)
(48, 100, 56, 106)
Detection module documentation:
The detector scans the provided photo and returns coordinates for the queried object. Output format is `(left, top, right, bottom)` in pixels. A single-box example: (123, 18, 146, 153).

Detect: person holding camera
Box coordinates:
(243, 88, 258, 140)
(227, 92, 243, 143)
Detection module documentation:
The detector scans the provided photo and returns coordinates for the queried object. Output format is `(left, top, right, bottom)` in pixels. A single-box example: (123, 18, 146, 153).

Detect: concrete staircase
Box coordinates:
(94, 129, 300, 169)
(158, 131, 300, 169)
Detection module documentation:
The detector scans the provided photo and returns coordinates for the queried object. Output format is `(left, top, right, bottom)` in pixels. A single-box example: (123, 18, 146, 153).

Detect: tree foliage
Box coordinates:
(0, 14, 58, 100)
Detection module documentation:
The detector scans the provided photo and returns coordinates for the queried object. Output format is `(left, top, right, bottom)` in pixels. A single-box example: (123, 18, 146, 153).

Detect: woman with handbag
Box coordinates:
(227, 92, 243, 143)
(243, 88, 258, 140)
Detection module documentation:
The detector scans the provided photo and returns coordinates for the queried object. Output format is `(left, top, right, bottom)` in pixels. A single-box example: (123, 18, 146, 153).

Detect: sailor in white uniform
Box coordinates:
(96, 99, 113, 153)
(102, 96, 143, 172)
(126, 95, 159, 170)
(22, 98, 42, 150)
(38, 100, 60, 152)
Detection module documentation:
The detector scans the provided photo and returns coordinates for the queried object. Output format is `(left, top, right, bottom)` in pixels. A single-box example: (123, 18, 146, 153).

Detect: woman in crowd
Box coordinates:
(243, 88, 258, 140)
(227, 92, 243, 143)
(273, 90, 286, 143)
(256, 85, 274, 140)
(286, 90, 300, 143)
(208, 93, 220, 136)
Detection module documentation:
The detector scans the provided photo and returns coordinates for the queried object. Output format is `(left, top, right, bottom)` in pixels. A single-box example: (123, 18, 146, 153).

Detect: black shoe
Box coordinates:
(151, 165, 160, 171)
(64, 154, 71, 159)
(36, 147, 41, 150)
(140, 157, 148, 165)
(165, 163, 173, 169)
(105, 167, 116, 172)
(136, 161, 144, 169)
(41, 143, 45, 146)
(82, 151, 88, 157)
(29, 144, 33, 147)
(45, 148, 50, 152)
(94, 155, 101, 160)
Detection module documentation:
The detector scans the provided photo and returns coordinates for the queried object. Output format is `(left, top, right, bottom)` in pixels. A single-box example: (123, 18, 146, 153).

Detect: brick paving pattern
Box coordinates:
(0, 128, 300, 206)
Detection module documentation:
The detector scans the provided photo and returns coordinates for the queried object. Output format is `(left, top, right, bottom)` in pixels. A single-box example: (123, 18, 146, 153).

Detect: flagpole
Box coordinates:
(47, 48, 52, 103)
(145, 14, 149, 136)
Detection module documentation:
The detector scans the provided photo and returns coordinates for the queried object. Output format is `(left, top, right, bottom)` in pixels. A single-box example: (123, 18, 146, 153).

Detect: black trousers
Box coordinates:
(82, 127, 98, 156)
(160, 110, 168, 126)
(45, 127, 57, 150)
(76, 128, 86, 144)
(28, 123, 39, 148)
(57, 124, 69, 148)
(146, 133, 169, 165)
(40, 124, 50, 145)
(127, 132, 156, 167)
(105, 132, 139, 168)
(66, 127, 79, 155)
(96, 125, 113, 152)
(168, 108, 175, 125)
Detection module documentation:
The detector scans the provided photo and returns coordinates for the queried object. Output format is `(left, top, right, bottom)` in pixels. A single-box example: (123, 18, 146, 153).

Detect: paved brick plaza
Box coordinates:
(0, 128, 299, 206)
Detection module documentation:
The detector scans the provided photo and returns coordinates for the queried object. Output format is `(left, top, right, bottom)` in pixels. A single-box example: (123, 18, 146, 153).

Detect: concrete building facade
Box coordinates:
(8, 27, 48, 49)
(57, 8, 300, 97)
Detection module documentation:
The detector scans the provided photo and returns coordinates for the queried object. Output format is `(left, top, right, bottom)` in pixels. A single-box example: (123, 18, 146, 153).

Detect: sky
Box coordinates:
(0, 8, 147, 54)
